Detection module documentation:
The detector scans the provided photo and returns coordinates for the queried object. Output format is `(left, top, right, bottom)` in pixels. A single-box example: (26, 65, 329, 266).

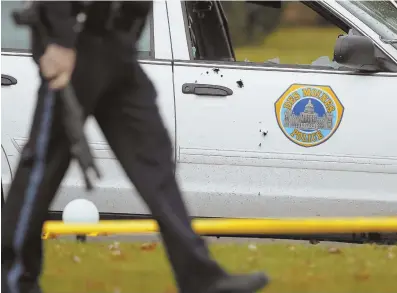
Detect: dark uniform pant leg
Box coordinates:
(94, 60, 226, 293)
(1, 80, 72, 293)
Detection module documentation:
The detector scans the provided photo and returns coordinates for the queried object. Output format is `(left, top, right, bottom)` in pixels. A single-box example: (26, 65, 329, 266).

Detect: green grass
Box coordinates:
(41, 240, 397, 293)
(234, 27, 344, 65)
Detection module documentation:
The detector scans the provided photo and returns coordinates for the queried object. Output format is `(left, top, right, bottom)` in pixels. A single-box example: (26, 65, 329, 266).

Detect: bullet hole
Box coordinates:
(263, 131, 268, 137)
(258, 143, 262, 147)
(259, 121, 262, 124)
(258, 192, 261, 196)
(213, 68, 220, 74)
(259, 129, 261, 132)
(236, 80, 244, 88)
(206, 71, 209, 74)
(221, 75, 223, 78)
(195, 80, 197, 83)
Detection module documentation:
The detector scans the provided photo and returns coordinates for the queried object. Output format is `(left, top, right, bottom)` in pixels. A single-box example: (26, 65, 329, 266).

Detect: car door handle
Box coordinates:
(182, 83, 233, 97)
(1, 74, 18, 86)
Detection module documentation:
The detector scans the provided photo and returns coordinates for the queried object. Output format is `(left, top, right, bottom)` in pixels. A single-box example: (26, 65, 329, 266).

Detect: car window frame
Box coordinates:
(336, 0, 397, 43)
(324, 0, 397, 65)
(1, 4, 156, 60)
(180, 0, 396, 72)
(181, 1, 195, 61)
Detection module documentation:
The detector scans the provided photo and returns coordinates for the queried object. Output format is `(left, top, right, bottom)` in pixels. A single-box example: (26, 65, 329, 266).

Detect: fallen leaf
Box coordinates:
(109, 241, 120, 251)
(288, 245, 296, 251)
(387, 252, 395, 259)
(55, 268, 66, 274)
(113, 287, 121, 293)
(140, 242, 158, 251)
(85, 280, 106, 290)
(354, 271, 370, 281)
(248, 243, 257, 252)
(72, 255, 81, 263)
(112, 250, 121, 256)
(328, 247, 342, 254)
(110, 249, 128, 261)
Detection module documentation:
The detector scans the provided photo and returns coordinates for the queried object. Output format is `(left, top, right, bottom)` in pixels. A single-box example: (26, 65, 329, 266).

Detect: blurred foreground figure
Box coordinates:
(1, 2, 269, 293)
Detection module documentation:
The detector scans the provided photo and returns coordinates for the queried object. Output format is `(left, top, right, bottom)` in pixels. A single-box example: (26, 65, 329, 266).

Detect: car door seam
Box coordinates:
(165, 1, 179, 167)
(2, 145, 13, 180)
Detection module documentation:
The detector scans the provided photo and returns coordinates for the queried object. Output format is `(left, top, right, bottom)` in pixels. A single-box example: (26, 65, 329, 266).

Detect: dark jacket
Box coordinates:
(40, 1, 152, 48)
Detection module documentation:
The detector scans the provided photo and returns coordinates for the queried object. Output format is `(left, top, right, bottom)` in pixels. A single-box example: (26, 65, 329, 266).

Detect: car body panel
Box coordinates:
(1, 0, 397, 218)
(1, 145, 12, 198)
(173, 61, 397, 217)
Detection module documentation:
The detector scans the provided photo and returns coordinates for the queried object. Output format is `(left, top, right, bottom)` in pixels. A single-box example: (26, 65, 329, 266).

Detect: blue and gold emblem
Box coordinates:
(275, 84, 344, 147)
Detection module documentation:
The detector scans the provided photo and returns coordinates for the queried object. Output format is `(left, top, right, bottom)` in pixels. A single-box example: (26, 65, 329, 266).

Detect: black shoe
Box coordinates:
(205, 272, 269, 293)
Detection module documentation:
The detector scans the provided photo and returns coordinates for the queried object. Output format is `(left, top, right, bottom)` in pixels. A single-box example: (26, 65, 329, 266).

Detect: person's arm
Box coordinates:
(37, 1, 81, 89)
(40, 1, 78, 48)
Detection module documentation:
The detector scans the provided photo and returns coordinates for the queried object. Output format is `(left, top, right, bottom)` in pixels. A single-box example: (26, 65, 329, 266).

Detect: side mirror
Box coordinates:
(333, 35, 381, 72)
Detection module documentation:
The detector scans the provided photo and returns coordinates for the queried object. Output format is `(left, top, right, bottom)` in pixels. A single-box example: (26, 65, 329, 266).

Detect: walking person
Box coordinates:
(1, 2, 269, 293)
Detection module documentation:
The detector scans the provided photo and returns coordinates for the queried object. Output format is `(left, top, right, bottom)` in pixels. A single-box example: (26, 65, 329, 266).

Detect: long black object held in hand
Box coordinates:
(12, 2, 101, 191)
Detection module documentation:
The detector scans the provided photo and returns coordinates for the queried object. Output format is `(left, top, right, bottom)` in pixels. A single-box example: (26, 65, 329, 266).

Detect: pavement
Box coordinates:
(56, 234, 362, 247)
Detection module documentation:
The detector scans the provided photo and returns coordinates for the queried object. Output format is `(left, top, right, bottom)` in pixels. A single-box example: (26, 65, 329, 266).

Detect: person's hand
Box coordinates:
(39, 44, 76, 90)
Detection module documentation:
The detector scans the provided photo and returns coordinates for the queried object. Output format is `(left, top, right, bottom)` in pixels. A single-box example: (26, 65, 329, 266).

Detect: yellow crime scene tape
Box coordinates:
(41, 217, 397, 239)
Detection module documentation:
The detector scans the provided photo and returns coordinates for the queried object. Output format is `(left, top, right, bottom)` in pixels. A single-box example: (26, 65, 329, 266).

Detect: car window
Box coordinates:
(1, 1, 153, 57)
(1, 1, 30, 52)
(221, 1, 346, 67)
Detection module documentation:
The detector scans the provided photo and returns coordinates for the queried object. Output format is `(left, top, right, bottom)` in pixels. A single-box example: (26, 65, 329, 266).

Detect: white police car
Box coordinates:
(2, 0, 397, 220)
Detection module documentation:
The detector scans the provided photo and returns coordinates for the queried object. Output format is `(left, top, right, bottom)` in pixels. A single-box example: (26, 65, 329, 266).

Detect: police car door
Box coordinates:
(169, 0, 397, 218)
(1, 1, 38, 198)
(1, 1, 176, 216)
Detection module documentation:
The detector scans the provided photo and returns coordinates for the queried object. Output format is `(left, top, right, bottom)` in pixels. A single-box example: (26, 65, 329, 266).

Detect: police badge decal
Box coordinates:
(275, 84, 344, 147)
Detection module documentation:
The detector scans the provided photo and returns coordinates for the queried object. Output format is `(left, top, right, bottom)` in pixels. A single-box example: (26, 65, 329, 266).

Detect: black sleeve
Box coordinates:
(40, 1, 78, 48)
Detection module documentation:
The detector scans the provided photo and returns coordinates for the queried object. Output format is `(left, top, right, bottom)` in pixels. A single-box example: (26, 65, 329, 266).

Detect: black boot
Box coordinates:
(205, 272, 269, 293)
